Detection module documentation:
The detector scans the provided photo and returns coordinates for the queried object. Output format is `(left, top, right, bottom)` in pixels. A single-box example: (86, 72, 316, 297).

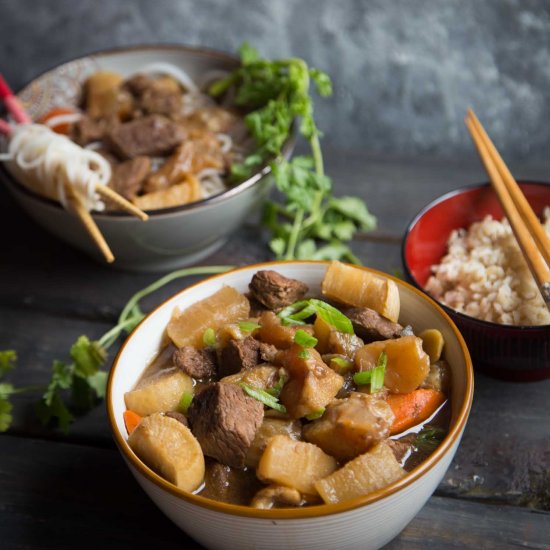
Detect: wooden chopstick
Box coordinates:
(95, 184, 149, 221)
(467, 109, 550, 266)
(465, 112, 550, 308)
(63, 182, 114, 263)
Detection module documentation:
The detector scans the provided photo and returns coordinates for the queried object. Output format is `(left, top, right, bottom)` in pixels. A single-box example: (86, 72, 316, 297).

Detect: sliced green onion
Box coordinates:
(178, 392, 193, 414)
(309, 299, 354, 334)
(330, 356, 353, 373)
(265, 373, 287, 398)
(279, 299, 354, 334)
(370, 352, 387, 393)
(305, 407, 325, 420)
(202, 328, 217, 347)
(278, 300, 311, 319)
(353, 370, 373, 385)
(239, 383, 287, 413)
(297, 350, 310, 359)
(239, 321, 261, 333)
(294, 329, 318, 348)
(353, 351, 387, 393)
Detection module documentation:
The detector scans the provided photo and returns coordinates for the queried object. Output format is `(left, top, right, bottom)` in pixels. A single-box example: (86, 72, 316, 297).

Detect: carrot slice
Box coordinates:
(387, 389, 446, 435)
(38, 107, 78, 135)
(123, 410, 142, 435)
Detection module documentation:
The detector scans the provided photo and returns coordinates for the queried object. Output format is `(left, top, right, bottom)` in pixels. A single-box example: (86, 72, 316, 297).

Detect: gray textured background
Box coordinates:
(2, 0, 550, 160)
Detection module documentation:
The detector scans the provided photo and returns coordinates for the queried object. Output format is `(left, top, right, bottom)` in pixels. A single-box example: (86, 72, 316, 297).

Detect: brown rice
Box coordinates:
(425, 208, 550, 326)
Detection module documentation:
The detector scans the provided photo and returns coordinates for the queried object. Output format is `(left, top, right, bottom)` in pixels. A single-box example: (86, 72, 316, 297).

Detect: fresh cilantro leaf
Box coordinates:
(0, 399, 13, 432)
(70, 336, 106, 378)
(36, 391, 74, 433)
(87, 371, 108, 399)
(43, 360, 73, 407)
(0, 350, 16, 378)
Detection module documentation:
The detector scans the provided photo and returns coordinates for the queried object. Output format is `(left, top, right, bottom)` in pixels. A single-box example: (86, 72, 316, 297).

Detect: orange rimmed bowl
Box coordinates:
(106, 261, 473, 550)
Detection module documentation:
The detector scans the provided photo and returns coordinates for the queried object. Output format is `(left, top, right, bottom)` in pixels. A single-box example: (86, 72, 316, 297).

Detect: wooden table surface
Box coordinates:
(1, 149, 549, 549)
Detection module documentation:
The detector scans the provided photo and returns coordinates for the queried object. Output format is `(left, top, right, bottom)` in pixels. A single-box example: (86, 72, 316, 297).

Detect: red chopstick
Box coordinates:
(0, 73, 32, 124)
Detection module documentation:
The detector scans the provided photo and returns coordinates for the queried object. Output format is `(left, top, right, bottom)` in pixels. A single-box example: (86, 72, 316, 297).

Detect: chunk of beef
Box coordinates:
(344, 307, 403, 342)
(164, 411, 188, 427)
(259, 342, 278, 363)
(188, 383, 264, 468)
(173, 346, 217, 379)
(219, 336, 260, 377)
(71, 115, 115, 146)
(107, 114, 185, 158)
(249, 270, 308, 310)
(144, 132, 224, 193)
(387, 435, 415, 465)
(109, 157, 151, 201)
(141, 86, 182, 118)
(124, 74, 154, 97)
(200, 459, 263, 505)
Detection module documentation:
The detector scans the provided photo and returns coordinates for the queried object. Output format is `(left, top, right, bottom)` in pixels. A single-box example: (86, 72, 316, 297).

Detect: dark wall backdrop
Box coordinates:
(1, 0, 550, 160)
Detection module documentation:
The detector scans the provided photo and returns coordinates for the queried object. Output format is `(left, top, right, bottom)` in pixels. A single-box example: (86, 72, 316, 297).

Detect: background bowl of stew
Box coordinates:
(0, 45, 291, 272)
(107, 260, 473, 550)
(402, 182, 550, 381)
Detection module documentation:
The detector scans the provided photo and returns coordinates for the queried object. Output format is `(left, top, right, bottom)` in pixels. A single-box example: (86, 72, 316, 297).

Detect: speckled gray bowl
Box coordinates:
(1, 45, 287, 272)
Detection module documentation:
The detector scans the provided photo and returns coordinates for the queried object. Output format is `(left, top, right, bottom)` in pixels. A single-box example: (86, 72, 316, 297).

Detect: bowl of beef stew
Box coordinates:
(107, 261, 473, 549)
(1, 45, 290, 271)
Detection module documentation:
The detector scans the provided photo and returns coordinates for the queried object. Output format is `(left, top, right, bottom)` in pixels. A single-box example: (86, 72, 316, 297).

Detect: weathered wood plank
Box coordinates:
(0, 435, 548, 550)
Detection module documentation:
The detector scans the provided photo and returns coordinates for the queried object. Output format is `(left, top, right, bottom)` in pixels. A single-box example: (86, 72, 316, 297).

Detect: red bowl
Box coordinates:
(402, 181, 550, 381)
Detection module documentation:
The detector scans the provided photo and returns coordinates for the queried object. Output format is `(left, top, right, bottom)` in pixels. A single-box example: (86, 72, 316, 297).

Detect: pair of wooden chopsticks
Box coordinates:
(466, 109, 550, 310)
(0, 74, 149, 263)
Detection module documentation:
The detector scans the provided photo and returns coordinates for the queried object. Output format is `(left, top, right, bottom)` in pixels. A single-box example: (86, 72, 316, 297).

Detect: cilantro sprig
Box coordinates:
(210, 44, 376, 262)
(0, 265, 233, 433)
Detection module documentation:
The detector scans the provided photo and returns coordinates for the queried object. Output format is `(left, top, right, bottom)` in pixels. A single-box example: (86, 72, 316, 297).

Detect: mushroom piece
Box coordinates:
(251, 485, 303, 509)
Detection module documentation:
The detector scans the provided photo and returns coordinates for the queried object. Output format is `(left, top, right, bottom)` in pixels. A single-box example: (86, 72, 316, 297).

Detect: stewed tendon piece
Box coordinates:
(257, 435, 337, 496)
(355, 336, 430, 394)
(315, 440, 405, 505)
(321, 261, 400, 322)
(167, 285, 250, 349)
(128, 413, 205, 492)
(124, 367, 193, 417)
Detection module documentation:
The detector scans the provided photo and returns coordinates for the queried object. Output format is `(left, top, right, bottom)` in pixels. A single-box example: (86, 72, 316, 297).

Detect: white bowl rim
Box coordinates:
(107, 260, 474, 519)
(0, 43, 294, 220)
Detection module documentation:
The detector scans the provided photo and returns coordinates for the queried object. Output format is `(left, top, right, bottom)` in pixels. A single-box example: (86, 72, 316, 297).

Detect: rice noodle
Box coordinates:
(43, 112, 82, 128)
(84, 141, 103, 151)
(197, 168, 227, 198)
(0, 124, 110, 211)
(216, 133, 233, 154)
(130, 62, 199, 94)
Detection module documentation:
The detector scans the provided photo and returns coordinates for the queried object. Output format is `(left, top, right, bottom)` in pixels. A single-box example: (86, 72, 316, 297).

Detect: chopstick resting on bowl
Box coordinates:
(0, 73, 150, 263)
(465, 109, 550, 310)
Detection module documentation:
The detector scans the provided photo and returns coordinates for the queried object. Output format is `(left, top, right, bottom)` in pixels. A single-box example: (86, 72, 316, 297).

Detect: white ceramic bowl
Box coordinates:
(107, 261, 474, 550)
(1, 45, 288, 272)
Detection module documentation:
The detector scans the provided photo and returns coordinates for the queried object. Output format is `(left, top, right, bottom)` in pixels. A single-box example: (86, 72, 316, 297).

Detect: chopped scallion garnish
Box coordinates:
(178, 392, 193, 414)
(330, 356, 353, 373)
(238, 321, 261, 333)
(265, 373, 287, 398)
(353, 351, 387, 393)
(239, 383, 287, 413)
(278, 299, 354, 334)
(294, 330, 318, 348)
(415, 426, 446, 452)
(297, 350, 310, 359)
(305, 407, 325, 420)
(202, 328, 217, 347)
